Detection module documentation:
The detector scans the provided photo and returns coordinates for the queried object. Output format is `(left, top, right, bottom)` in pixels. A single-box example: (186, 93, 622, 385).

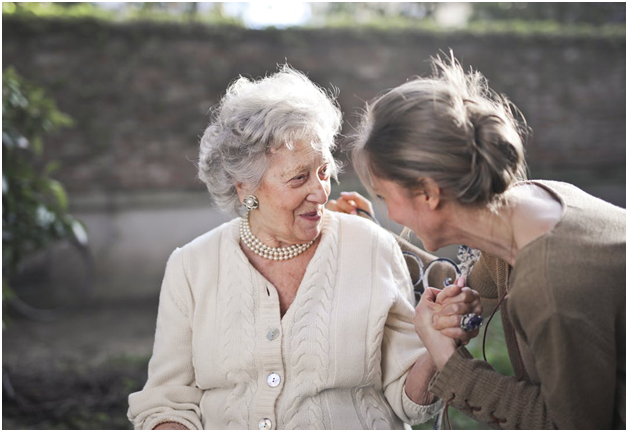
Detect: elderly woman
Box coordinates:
(336, 54, 626, 429)
(127, 67, 479, 430)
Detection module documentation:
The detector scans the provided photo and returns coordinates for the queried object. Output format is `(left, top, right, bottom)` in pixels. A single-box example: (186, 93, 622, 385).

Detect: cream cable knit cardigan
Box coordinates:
(128, 211, 442, 430)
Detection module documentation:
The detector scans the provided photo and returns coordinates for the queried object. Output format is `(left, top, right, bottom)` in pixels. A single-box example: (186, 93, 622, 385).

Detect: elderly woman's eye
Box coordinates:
(377, 194, 385, 201)
(319, 165, 330, 178)
(293, 173, 308, 182)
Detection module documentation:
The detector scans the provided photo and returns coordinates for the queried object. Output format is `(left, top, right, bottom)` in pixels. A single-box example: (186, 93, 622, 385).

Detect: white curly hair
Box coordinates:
(198, 65, 343, 215)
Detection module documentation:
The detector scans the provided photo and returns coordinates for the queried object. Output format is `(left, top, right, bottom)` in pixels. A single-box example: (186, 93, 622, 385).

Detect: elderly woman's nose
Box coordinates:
(308, 177, 329, 203)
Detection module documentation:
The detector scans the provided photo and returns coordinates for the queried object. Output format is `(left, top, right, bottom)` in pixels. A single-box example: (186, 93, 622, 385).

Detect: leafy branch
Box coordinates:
(2, 67, 87, 324)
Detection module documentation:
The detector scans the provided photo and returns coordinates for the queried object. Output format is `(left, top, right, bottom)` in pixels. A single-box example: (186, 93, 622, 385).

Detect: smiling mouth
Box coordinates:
(300, 210, 322, 220)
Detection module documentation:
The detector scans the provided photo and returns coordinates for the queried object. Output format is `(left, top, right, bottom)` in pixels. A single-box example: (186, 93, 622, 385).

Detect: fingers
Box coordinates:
(329, 191, 376, 219)
(414, 288, 438, 335)
(415, 287, 479, 352)
(433, 312, 481, 344)
(434, 275, 468, 304)
(441, 288, 482, 310)
(435, 284, 463, 305)
(433, 290, 482, 339)
(419, 287, 440, 304)
(432, 305, 482, 328)
(340, 198, 358, 215)
(440, 286, 477, 304)
(441, 297, 482, 316)
(427, 276, 483, 343)
(328, 197, 357, 215)
(339, 191, 374, 214)
(434, 295, 482, 327)
(436, 300, 480, 317)
(432, 313, 463, 331)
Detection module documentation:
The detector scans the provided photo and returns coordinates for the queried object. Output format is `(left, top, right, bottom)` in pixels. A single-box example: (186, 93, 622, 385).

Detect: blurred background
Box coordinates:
(2, 2, 625, 429)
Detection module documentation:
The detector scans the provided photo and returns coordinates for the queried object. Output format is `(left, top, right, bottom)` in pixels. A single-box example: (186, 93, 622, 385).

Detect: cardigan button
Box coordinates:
(258, 418, 272, 430)
(267, 373, 281, 387)
(267, 328, 280, 341)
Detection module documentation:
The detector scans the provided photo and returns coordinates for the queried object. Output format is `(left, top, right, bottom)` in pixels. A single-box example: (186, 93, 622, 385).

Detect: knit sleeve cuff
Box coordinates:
(401, 385, 444, 425)
(142, 415, 199, 431)
(428, 346, 474, 400)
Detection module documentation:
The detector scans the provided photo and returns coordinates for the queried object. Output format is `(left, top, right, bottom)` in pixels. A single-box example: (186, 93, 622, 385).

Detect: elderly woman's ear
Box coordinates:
(235, 182, 250, 203)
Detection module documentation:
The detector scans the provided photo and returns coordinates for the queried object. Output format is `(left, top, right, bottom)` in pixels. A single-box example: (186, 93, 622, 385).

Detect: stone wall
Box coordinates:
(4, 17, 626, 194)
(4, 17, 625, 300)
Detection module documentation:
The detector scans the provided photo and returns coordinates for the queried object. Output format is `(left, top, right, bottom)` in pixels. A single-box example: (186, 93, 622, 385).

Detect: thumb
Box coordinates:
(422, 287, 441, 303)
(456, 275, 467, 288)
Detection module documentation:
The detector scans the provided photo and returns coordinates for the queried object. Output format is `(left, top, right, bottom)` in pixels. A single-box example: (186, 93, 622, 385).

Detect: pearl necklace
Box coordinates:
(239, 213, 314, 261)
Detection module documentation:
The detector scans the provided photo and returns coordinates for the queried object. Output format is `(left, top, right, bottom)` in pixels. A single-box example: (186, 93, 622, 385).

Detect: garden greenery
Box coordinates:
(2, 67, 87, 323)
(2, 2, 623, 38)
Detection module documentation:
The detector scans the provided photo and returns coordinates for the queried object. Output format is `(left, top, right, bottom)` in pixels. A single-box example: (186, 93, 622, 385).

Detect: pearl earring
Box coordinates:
(243, 195, 259, 211)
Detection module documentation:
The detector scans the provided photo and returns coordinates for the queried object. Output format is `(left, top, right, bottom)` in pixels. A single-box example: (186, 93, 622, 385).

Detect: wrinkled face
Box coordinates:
(244, 141, 332, 246)
(371, 175, 443, 252)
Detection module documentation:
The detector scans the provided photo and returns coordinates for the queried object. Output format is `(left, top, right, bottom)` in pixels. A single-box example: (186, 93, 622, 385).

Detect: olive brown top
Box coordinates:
(429, 180, 626, 429)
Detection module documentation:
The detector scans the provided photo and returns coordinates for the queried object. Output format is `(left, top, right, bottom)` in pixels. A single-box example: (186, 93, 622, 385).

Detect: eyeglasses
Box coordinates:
(403, 251, 461, 300)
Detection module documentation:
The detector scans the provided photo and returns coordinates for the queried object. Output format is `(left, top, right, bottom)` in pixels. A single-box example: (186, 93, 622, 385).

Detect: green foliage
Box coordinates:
(471, 2, 626, 25)
(2, 2, 243, 26)
(309, 14, 439, 31)
(308, 2, 624, 37)
(2, 2, 624, 37)
(2, 67, 86, 319)
(2, 2, 115, 19)
(308, 15, 624, 38)
(464, 19, 626, 38)
(467, 313, 514, 376)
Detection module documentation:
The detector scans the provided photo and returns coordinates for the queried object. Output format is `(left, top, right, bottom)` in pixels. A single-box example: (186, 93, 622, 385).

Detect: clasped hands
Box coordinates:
(415, 276, 482, 370)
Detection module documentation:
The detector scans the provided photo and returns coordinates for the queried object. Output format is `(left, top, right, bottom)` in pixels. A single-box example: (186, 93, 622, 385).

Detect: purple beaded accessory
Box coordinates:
(460, 313, 484, 332)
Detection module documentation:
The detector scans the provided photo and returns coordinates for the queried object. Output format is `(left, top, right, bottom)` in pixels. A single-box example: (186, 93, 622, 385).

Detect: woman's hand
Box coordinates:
(414, 287, 458, 370)
(432, 276, 483, 345)
(327, 191, 374, 218)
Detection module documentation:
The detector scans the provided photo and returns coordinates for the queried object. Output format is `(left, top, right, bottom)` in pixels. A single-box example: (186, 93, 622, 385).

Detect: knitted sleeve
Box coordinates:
(429, 263, 618, 429)
(429, 346, 553, 429)
(381, 241, 444, 426)
(127, 248, 203, 430)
